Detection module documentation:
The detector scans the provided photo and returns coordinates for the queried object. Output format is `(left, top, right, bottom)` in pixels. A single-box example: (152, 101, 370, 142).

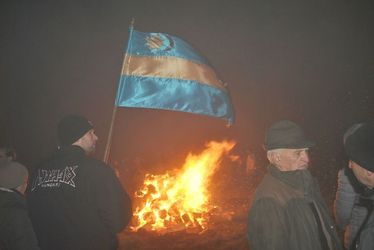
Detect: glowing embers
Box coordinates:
(131, 140, 236, 233)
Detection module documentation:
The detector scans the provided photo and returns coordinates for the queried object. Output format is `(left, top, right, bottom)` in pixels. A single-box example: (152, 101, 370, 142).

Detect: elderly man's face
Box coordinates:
(275, 148, 310, 171)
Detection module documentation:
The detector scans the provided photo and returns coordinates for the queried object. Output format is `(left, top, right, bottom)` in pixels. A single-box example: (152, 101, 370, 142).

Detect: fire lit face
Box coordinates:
(271, 148, 310, 171)
(349, 160, 374, 189)
(74, 129, 98, 154)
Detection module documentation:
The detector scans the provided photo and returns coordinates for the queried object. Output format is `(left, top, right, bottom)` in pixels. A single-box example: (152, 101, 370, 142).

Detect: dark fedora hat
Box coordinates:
(264, 120, 315, 150)
(344, 123, 374, 172)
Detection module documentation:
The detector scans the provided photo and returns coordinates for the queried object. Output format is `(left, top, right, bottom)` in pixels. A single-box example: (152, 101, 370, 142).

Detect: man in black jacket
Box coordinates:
(27, 115, 132, 250)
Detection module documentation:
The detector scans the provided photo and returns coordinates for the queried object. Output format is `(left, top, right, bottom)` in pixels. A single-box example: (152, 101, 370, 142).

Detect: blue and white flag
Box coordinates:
(115, 27, 234, 124)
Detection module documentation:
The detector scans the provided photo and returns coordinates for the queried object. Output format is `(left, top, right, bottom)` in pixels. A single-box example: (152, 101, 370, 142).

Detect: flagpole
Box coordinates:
(103, 18, 135, 164)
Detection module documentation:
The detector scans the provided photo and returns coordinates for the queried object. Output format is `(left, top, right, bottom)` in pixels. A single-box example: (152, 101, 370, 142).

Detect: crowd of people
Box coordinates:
(1, 115, 373, 250)
(1, 115, 132, 250)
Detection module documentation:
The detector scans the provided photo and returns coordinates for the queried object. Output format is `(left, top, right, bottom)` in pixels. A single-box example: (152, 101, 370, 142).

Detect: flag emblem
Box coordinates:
(145, 33, 174, 52)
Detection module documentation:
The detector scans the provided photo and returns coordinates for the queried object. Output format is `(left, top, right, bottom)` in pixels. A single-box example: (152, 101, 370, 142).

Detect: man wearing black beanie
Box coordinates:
(343, 123, 374, 250)
(27, 114, 132, 250)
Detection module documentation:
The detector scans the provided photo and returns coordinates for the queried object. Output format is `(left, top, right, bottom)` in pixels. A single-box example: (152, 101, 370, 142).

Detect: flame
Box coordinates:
(131, 140, 236, 232)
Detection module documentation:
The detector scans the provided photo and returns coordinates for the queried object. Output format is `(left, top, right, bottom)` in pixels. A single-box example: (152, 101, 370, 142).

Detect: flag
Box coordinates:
(115, 27, 235, 124)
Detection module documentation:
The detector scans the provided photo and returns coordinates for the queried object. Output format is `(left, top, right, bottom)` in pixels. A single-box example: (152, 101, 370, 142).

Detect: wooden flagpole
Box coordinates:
(103, 18, 135, 164)
(103, 106, 117, 164)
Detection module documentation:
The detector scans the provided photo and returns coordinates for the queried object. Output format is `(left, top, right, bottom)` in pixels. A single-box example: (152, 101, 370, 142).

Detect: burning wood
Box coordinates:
(131, 140, 236, 233)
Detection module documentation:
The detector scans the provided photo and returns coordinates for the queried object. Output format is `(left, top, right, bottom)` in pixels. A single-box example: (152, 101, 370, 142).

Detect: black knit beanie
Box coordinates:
(344, 123, 374, 172)
(58, 115, 93, 146)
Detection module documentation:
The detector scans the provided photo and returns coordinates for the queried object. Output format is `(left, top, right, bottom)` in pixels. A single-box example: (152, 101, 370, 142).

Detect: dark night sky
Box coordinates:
(1, 0, 374, 177)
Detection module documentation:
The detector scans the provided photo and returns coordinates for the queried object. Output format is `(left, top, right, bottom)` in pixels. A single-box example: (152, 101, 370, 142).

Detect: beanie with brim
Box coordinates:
(344, 123, 374, 172)
(0, 159, 28, 189)
(264, 120, 315, 150)
(58, 115, 93, 146)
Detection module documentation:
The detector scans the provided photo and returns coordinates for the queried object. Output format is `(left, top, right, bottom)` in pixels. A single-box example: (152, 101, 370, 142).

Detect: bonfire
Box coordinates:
(131, 140, 236, 233)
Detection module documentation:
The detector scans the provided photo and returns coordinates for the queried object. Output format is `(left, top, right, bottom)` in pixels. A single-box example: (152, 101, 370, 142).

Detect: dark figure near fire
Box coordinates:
(341, 123, 374, 250)
(247, 120, 342, 250)
(27, 115, 132, 250)
(0, 155, 40, 250)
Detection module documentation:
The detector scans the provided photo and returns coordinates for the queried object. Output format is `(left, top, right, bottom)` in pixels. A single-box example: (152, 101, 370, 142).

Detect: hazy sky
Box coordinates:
(1, 0, 373, 169)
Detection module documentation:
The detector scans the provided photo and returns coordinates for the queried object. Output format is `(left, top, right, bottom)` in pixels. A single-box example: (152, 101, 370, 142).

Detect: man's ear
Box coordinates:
(267, 151, 278, 164)
(348, 160, 353, 169)
(275, 153, 280, 162)
(366, 169, 374, 177)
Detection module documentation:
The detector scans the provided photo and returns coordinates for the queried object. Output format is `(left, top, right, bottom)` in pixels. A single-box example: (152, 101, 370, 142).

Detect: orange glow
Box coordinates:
(131, 140, 236, 232)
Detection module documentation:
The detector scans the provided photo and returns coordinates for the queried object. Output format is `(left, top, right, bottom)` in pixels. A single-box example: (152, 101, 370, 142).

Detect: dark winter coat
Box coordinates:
(334, 167, 369, 249)
(0, 188, 40, 250)
(353, 191, 374, 250)
(247, 165, 342, 250)
(27, 146, 132, 250)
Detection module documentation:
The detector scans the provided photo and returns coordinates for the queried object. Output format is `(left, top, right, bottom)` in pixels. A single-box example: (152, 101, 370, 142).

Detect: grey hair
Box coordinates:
(266, 149, 284, 164)
(266, 148, 283, 157)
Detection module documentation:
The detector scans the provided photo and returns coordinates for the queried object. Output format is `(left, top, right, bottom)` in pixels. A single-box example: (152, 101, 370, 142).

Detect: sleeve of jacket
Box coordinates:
(334, 168, 357, 230)
(94, 165, 132, 233)
(7, 207, 40, 250)
(247, 198, 288, 250)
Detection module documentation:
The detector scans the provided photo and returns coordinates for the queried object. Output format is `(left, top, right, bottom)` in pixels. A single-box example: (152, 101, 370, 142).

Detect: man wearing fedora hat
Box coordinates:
(247, 120, 342, 250)
(27, 115, 132, 250)
(0, 159, 40, 249)
(343, 122, 374, 250)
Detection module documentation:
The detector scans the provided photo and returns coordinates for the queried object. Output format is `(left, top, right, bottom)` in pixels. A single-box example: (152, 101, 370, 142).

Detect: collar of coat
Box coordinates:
(0, 187, 14, 192)
(268, 165, 315, 196)
(55, 145, 86, 157)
